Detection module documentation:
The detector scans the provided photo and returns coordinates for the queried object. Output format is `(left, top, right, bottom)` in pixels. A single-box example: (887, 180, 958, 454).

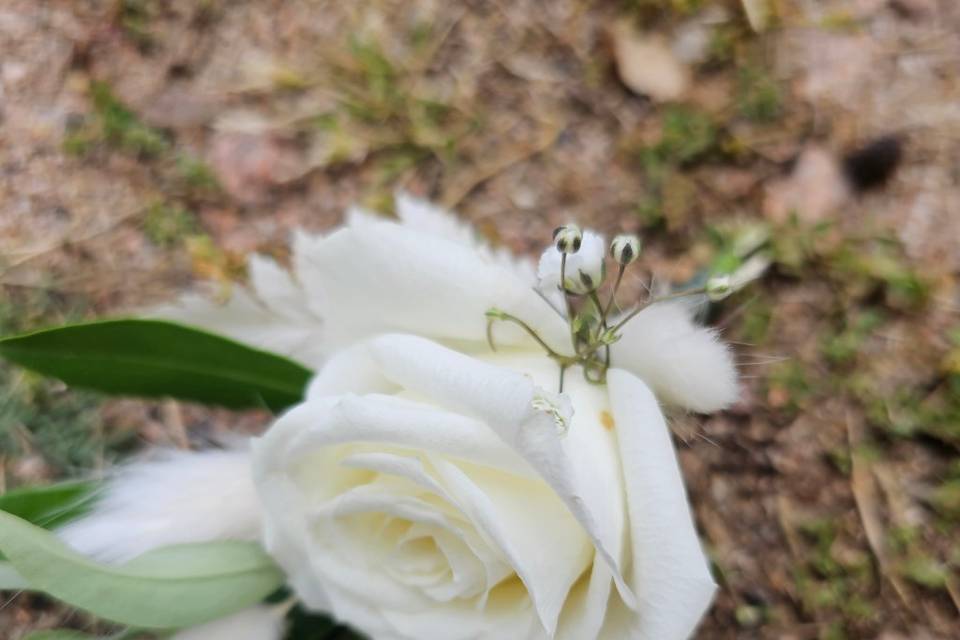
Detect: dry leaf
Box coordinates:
(611, 22, 690, 102)
(741, 0, 771, 32)
(846, 413, 915, 610)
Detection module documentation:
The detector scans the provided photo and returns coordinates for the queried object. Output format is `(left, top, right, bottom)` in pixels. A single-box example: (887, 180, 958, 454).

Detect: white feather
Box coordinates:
(611, 301, 739, 413)
(171, 604, 287, 640)
(59, 444, 262, 563)
(394, 192, 539, 286)
(152, 256, 326, 370)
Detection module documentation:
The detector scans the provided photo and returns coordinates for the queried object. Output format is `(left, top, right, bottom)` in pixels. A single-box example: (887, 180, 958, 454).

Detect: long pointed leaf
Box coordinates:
(0, 480, 101, 561)
(0, 480, 99, 529)
(0, 560, 27, 590)
(0, 319, 312, 412)
(0, 510, 284, 629)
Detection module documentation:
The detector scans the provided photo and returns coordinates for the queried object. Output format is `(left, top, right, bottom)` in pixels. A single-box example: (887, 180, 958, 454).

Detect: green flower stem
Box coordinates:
(486, 310, 578, 366)
(609, 285, 708, 335)
(559, 253, 579, 348)
(602, 264, 626, 319)
(588, 289, 612, 372)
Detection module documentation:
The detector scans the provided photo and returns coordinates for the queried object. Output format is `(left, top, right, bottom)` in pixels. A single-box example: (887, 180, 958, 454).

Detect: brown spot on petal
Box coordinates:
(600, 410, 615, 430)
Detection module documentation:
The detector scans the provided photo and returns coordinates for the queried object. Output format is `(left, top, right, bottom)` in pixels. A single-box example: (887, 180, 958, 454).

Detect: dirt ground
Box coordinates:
(1, 1, 959, 638)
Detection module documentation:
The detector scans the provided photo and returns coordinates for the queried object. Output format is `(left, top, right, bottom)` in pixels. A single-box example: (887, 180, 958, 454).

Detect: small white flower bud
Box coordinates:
(537, 229, 606, 301)
(553, 225, 583, 254)
(706, 274, 732, 301)
(610, 234, 641, 266)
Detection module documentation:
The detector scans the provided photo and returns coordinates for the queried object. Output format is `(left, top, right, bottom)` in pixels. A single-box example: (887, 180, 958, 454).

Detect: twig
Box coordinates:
(0, 209, 140, 277)
(440, 123, 563, 209)
(846, 411, 915, 611)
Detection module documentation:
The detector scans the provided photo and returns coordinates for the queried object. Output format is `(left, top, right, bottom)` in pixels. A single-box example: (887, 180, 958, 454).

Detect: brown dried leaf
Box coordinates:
(846, 413, 915, 610)
(741, 0, 771, 32)
(611, 22, 690, 102)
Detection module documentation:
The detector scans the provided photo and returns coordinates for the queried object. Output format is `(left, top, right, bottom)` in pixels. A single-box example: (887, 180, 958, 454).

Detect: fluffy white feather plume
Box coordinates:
(172, 604, 287, 640)
(611, 300, 739, 413)
(59, 443, 262, 563)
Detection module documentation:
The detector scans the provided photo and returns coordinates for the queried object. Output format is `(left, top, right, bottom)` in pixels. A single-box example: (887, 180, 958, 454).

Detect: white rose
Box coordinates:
(91, 193, 738, 639)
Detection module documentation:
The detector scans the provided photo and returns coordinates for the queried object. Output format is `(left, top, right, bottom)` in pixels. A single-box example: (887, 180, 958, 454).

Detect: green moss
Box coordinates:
(118, 0, 160, 51)
(323, 35, 471, 178)
(769, 215, 834, 274)
(632, 106, 719, 227)
(175, 155, 221, 194)
(142, 201, 198, 248)
(64, 82, 171, 159)
(707, 23, 741, 64)
(821, 310, 885, 366)
(643, 106, 719, 168)
(342, 38, 401, 122)
(738, 297, 773, 345)
(92, 82, 169, 157)
(737, 66, 783, 123)
(901, 555, 948, 590)
(621, 0, 706, 18)
(767, 360, 814, 412)
(826, 447, 852, 476)
(821, 621, 847, 640)
(828, 239, 930, 310)
(929, 480, 960, 521)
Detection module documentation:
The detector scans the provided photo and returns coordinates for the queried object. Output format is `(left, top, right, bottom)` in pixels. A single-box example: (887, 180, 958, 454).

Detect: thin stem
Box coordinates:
(558, 252, 582, 359)
(602, 264, 626, 319)
(559, 364, 567, 393)
(609, 285, 708, 334)
(588, 289, 611, 369)
(489, 311, 577, 365)
(559, 253, 575, 320)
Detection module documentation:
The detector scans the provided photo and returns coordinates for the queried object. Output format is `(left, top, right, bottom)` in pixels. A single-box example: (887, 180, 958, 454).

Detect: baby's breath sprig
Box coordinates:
(488, 226, 743, 392)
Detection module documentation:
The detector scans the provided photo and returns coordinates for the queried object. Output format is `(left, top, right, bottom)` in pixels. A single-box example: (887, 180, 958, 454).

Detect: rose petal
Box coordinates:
(366, 335, 636, 613)
(607, 368, 717, 639)
(427, 456, 592, 635)
(554, 561, 613, 640)
(274, 394, 532, 478)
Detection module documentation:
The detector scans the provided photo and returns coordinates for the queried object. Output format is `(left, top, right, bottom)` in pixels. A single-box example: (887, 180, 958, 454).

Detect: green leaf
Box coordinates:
(0, 479, 101, 561)
(0, 510, 284, 629)
(0, 560, 27, 590)
(0, 480, 99, 529)
(0, 319, 312, 412)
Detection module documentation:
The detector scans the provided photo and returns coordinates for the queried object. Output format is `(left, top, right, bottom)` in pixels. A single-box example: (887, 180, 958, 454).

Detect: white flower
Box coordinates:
(537, 229, 606, 297)
(65, 193, 739, 640)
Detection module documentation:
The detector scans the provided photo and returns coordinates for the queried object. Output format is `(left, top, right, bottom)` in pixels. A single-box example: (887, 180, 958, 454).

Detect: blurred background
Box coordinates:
(1, 0, 959, 637)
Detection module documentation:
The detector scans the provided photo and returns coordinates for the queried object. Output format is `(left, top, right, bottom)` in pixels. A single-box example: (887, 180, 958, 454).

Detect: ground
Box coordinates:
(1, 0, 959, 638)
